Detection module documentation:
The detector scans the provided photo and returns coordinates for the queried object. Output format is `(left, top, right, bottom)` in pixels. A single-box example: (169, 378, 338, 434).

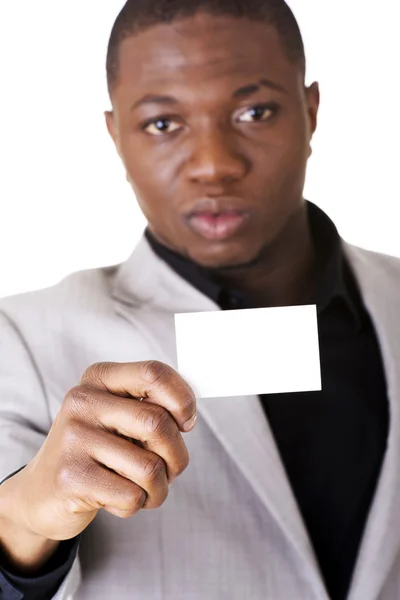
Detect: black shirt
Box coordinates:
(0, 201, 389, 600)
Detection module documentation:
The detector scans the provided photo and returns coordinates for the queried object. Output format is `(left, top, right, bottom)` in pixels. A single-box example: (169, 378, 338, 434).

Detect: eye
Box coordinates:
(237, 103, 279, 123)
(142, 117, 182, 136)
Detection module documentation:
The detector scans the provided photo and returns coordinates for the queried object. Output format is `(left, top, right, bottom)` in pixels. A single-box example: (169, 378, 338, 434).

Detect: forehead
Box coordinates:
(115, 13, 300, 99)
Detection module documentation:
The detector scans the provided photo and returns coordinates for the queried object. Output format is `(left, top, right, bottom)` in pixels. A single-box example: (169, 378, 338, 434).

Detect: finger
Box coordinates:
(60, 460, 147, 519)
(87, 427, 170, 509)
(80, 361, 197, 432)
(65, 386, 190, 481)
(101, 402, 190, 482)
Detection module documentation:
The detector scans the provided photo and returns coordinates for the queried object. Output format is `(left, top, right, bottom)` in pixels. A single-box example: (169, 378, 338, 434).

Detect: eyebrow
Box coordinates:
(130, 78, 288, 112)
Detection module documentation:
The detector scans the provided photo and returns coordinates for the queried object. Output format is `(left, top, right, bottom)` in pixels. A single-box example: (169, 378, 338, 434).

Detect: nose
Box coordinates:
(185, 128, 249, 185)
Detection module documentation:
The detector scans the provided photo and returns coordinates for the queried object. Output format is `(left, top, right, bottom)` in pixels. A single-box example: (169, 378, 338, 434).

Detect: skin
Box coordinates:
(105, 11, 320, 307)
(0, 12, 320, 574)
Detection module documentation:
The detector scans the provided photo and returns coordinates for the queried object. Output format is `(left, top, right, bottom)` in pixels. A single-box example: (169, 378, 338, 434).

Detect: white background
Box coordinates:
(0, 1, 399, 298)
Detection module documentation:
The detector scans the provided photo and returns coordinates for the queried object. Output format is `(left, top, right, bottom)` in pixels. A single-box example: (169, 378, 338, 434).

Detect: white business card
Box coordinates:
(174, 305, 321, 398)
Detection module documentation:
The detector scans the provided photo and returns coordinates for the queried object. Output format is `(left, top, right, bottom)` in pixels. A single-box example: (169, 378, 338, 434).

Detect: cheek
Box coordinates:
(124, 139, 180, 197)
(257, 131, 308, 195)
(122, 149, 170, 209)
(123, 157, 182, 232)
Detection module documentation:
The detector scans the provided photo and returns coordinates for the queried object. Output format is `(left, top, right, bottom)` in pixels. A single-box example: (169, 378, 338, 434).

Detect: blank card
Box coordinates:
(174, 305, 321, 399)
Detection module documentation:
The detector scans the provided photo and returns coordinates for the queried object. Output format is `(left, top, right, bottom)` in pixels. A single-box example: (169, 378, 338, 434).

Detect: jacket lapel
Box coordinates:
(193, 393, 328, 597)
(112, 235, 328, 598)
(344, 242, 400, 600)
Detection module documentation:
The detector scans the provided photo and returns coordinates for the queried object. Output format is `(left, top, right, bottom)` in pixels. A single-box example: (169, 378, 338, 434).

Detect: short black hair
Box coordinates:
(106, 0, 306, 100)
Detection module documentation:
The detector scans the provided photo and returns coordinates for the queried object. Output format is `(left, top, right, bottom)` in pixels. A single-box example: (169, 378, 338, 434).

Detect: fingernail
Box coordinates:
(183, 413, 197, 432)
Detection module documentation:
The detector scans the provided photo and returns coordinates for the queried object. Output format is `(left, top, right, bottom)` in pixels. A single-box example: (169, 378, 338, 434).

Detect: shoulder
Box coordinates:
(0, 262, 144, 401)
(0, 262, 120, 329)
(343, 241, 400, 308)
(344, 242, 400, 277)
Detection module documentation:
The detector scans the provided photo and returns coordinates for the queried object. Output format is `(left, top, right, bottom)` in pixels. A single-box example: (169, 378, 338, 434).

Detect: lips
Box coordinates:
(186, 211, 249, 241)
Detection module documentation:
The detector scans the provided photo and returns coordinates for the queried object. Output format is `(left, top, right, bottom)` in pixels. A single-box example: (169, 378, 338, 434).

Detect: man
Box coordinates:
(0, 1, 398, 599)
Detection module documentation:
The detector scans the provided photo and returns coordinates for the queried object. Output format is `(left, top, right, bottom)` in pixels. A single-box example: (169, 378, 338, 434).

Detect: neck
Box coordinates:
(208, 205, 318, 308)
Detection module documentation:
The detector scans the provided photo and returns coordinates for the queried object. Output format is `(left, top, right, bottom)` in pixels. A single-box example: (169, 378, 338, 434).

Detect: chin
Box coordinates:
(187, 239, 262, 271)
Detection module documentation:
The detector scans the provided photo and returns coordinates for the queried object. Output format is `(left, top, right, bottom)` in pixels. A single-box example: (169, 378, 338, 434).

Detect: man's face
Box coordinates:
(106, 11, 319, 269)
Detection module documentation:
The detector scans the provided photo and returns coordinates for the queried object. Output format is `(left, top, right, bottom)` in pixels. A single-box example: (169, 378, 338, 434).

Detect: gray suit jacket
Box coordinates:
(1, 235, 400, 600)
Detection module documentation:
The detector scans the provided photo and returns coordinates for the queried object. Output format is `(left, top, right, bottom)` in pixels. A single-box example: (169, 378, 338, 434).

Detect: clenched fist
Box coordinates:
(0, 360, 196, 571)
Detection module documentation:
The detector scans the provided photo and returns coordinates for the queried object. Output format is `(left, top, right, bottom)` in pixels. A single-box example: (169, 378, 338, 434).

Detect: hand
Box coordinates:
(3, 360, 197, 542)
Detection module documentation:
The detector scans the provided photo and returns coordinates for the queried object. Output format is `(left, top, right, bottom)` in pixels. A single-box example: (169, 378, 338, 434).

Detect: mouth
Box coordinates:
(185, 210, 249, 241)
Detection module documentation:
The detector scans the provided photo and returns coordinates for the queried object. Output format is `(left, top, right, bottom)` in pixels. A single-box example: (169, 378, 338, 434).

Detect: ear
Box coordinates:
(305, 82, 320, 157)
(104, 110, 129, 180)
(104, 110, 122, 157)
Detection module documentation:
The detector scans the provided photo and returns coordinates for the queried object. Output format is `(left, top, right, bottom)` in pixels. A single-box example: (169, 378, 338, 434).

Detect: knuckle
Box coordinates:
(81, 362, 113, 387)
(56, 463, 77, 494)
(140, 360, 170, 387)
(116, 511, 135, 519)
(175, 454, 190, 478)
(120, 487, 147, 517)
(149, 486, 169, 510)
(141, 456, 166, 483)
(62, 420, 86, 451)
(143, 406, 173, 438)
(64, 385, 93, 416)
(56, 458, 95, 494)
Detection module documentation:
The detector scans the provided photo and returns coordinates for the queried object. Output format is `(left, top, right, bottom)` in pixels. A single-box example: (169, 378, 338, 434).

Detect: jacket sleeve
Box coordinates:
(0, 310, 81, 600)
(0, 532, 80, 600)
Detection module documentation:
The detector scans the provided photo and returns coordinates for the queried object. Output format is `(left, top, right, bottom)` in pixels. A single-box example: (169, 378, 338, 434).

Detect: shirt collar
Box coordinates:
(145, 201, 364, 331)
(307, 201, 363, 330)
